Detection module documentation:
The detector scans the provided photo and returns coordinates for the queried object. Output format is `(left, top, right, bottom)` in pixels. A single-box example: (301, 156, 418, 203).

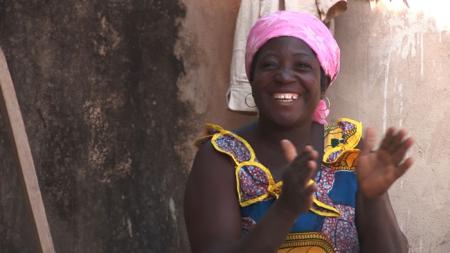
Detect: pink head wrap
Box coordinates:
(245, 11, 340, 124)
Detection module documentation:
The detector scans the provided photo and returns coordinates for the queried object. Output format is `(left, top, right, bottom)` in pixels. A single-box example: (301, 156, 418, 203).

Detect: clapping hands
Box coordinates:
(277, 140, 318, 215)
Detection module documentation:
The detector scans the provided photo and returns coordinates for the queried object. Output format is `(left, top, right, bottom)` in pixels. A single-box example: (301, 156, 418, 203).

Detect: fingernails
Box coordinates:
(312, 150, 319, 157)
(307, 160, 316, 169)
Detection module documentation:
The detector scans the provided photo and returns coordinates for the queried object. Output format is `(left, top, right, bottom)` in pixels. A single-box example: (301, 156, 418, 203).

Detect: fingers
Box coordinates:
(379, 128, 414, 165)
(305, 182, 317, 197)
(305, 145, 319, 161)
(391, 136, 414, 165)
(283, 143, 318, 185)
(362, 127, 377, 156)
(382, 156, 413, 188)
(281, 139, 297, 163)
(296, 146, 318, 185)
(379, 127, 395, 151)
(278, 144, 320, 214)
(304, 181, 318, 210)
(304, 161, 317, 184)
(390, 129, 407, 152)
(290, 158, 316, 185)
(395, 157, 414, 178)
(380, 128, 410, 152)
(290, 146, 318, 168)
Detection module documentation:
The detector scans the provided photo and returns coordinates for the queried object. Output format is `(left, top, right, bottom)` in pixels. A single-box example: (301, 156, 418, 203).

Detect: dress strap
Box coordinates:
(203, 124, 281, 207)
(207, 123, 256, 164)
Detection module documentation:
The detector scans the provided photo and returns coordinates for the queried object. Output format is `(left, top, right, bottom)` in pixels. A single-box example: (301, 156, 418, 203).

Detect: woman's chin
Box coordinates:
(265, 114, 312, 129)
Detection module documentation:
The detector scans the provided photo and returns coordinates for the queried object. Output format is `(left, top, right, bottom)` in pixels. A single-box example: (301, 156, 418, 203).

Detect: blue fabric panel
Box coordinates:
(328, 171, 357, 207)
(291, 211, 325, 232)
(241, 199, 275, 223)
(241, 199, 324, 232)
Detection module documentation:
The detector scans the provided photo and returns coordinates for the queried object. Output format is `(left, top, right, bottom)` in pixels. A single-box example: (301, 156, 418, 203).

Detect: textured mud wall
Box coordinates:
(176, 0, 254, 176)
(177, 0, 253, 131)
(0, 0, 190, 252)
(331, 1, 450, 252)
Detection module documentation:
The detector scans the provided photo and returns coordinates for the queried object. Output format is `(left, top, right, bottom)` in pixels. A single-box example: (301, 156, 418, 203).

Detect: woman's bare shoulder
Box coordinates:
(185, 140, 242, 252)
(191, 140, 233, 175)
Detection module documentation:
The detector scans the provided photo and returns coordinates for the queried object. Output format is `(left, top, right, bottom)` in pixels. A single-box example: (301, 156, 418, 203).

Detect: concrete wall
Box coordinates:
(0, 1, 190, 252)
(331, 1, 450, 252)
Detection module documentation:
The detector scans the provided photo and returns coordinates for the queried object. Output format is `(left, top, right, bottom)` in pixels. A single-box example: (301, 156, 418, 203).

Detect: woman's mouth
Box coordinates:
(272, 93, 299, 104)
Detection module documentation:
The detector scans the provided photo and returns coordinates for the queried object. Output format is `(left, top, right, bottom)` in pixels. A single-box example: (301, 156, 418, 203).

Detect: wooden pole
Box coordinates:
(0, 48, 56, 253)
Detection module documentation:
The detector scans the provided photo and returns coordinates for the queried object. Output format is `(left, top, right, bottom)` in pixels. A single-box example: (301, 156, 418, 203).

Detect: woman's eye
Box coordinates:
(260, 61, 278, 69)
(295, 62, 311, 70)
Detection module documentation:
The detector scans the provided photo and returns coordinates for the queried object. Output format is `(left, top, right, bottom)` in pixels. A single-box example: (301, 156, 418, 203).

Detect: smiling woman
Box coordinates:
(251, 37, 322, 128)
(184, 11, 414, 253)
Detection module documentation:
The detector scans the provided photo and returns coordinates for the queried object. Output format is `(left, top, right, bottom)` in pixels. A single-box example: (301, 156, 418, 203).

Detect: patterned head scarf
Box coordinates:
(245, 11, 341, 124)
(245, 11, 340, 83)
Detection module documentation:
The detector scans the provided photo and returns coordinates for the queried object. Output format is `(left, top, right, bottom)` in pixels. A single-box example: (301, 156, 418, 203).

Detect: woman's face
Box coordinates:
(251, 36, 323, 127)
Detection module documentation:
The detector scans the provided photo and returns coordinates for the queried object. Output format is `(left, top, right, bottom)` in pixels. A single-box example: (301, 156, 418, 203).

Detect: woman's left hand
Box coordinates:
(357, 127, 414, 198)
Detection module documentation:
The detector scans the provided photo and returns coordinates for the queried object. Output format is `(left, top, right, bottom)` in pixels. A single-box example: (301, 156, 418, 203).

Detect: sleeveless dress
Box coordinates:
(200, 118, 362, 253)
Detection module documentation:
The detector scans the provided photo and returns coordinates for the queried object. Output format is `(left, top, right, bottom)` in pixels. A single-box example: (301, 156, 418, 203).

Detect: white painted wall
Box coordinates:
(331, 1, 450, 252)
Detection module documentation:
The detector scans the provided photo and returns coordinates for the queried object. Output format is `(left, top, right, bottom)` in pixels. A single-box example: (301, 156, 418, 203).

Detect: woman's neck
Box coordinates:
(253, 118, 325, 174)
(255, 118, 316, 150)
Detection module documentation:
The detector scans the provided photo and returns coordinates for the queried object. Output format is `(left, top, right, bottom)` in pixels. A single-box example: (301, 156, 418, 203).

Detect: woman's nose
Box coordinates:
(275, 67, 296, 84)
(276, 67, 295, 84)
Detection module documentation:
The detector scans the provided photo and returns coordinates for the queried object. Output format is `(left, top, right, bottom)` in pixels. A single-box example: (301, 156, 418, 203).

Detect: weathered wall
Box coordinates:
(0, 0, 190, 252)
(176, 0, 254, 169)
(177, 0, 254, 128)
(331, 1, 450, 252)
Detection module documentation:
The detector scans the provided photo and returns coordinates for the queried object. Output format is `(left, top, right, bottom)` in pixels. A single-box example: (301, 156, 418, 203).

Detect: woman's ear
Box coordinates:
(320, 83, 329, 99)
(320, 69, 331, 97)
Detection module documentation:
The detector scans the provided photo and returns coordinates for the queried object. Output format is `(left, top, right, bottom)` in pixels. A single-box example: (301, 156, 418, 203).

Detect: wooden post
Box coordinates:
(0, 48, 56, 253)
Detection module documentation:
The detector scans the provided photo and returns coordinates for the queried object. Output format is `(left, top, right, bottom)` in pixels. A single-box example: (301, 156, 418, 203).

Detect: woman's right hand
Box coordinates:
(277, 140, 319, 216)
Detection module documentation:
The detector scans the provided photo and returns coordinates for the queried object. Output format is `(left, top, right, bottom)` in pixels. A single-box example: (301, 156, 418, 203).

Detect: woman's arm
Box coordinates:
(356, 127, 413, 252)
(356, 192, 408, 253)
(184, 141, 318, 253)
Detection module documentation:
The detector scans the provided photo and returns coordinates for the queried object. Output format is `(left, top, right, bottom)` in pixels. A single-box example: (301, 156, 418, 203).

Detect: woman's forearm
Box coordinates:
(357, 192, 408, 253)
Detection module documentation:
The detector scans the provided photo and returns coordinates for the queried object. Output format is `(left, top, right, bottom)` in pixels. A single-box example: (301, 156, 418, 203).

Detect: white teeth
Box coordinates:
(273, 93, 299, 101)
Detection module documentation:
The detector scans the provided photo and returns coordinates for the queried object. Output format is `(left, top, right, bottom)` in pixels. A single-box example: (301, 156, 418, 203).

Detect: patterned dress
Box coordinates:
(203, 118, 362, 253)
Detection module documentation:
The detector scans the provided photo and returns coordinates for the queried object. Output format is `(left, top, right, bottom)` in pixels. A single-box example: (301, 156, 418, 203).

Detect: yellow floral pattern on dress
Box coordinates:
(323, 118, 362, 170)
